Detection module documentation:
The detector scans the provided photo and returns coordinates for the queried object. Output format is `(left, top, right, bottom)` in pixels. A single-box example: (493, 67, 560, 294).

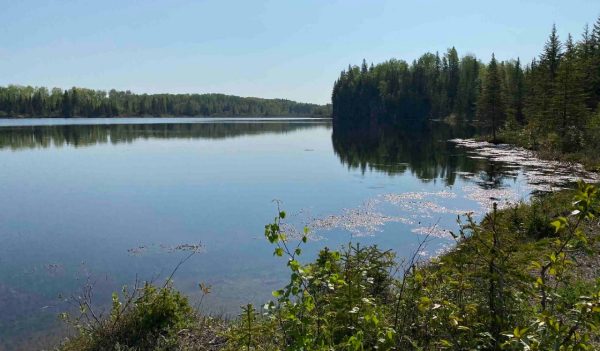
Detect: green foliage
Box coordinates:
(477, 54, 506, 142)
(0, 85, 331, 118)
(331, 48, 472, 126)
(223, 183, 600, 350)
(225, 209, 397, 350)
(60, 283, 195, 351)
(333, 16, 600, 165)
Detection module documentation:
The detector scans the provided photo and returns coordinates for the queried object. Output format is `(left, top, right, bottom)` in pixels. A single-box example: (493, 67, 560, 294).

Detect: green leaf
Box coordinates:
(550, 218, 567, 233)
(289, 259, 301, 272)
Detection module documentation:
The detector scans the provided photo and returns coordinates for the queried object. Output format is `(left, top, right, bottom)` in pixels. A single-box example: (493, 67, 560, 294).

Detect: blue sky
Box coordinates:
(0, 0, 598, 104)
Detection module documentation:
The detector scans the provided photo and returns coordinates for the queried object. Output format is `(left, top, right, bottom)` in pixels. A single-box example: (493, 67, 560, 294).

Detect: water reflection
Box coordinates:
(332, 120, 500, 186)
(0, 120, 330, 150)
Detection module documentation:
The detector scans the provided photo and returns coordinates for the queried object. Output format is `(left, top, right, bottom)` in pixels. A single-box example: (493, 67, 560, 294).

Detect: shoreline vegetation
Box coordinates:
(0, 87, 331, 118)
(331, 16, 600, 171)
(57, 183, 600, 350)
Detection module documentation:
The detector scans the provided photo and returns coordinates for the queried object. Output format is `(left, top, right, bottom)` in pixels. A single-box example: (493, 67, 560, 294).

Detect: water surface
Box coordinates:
(0, 117, 584, 349)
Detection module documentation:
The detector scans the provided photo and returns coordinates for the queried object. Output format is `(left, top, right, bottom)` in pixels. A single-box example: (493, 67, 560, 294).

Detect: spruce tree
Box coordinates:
(446, 47, 460, 114)
(361, 59, 368, 74)
(511, 58, 525, 124)
(578, 23, 598, 109)
(542, 24, 562, 81)
(477, 54, 505, 142)
(530, 25, 562, 134)
(456, 55, 480, 121)
(590, 16, 600, 108)
(555, 34, 588, 150)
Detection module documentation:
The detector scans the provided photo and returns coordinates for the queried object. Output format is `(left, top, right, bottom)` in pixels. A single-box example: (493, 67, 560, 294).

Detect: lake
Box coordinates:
(0, 117, 593, 349)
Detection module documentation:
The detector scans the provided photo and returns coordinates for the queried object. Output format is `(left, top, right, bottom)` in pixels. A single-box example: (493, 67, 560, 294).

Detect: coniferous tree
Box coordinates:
(446, 47, 460, 115)
(510, 58, 525, 124)
(62, 90, 72, 117)
(456, 55, 480, 121)
(0, 86, 328, 118)
(590, 16, 600, 109)
(555, 34, 588, 150)
(477, 54, 505, 142)
(331, 17, 600, 159)
(579, 24, 597, 109)
(523, 25, 563, 135)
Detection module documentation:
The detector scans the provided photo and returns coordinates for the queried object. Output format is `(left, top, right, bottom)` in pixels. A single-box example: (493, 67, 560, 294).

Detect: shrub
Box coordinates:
(60, 283, 195, 351)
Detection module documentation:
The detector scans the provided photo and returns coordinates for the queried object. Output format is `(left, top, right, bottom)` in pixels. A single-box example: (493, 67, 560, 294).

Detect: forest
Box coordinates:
(0, 86, 331, 118)
(332, 16, 600, 166)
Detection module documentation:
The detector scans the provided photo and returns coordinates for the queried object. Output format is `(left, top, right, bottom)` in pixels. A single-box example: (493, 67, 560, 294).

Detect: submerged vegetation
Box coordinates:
(58, 182, 600, 350)
(0, 86, 331, 118)
(332, 16, 600, 168)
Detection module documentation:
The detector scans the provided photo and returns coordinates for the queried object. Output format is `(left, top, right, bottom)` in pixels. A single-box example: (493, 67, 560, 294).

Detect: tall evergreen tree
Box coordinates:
(504, 58, 525, 125)
(62, 90, 72, 117)
(526, 25, 563, 134)
(456, 55, 480, 121)
(554, 34, 588, 150)
(542, 24, 562, 81)
(589, 16, 600, 108)
(361, 59, 368, 74)
(446, 47, 460, 114)
(477, 54, 505, 142)
(578, 24, 597, 109)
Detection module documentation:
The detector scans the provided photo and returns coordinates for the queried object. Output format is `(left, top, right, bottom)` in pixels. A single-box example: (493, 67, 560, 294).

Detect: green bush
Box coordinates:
(60, 284, 195, 351)
(223, 183, 600, 350)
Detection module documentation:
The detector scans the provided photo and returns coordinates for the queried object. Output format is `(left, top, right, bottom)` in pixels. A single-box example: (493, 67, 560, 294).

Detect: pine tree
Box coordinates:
(554, 34, 588, 150)
(542, 24, 562, 81)
(590, 16, 600, 108)
(502, 58, 525, 128)
(477, 54, 505, 142)
(511, 58, 525, 123)
(578, 23, 597, 109)
(62, 90, 72, 117)
(527, 25, 563, 134)
(456, 55, 480, 121)
(446, 47, 460, 114)
(361, 59, 368, 74)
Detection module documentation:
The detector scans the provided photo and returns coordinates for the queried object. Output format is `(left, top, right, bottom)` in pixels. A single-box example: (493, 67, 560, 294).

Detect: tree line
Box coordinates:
(0, 86, 331, 118)
(332, 16, 600, 155)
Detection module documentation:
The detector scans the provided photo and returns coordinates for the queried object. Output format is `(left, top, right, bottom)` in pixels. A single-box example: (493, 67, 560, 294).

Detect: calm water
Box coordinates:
(0, 118, 552, 349)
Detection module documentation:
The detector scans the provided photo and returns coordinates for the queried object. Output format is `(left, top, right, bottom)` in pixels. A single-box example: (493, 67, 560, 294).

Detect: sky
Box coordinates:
(0, 0, 598, 105)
